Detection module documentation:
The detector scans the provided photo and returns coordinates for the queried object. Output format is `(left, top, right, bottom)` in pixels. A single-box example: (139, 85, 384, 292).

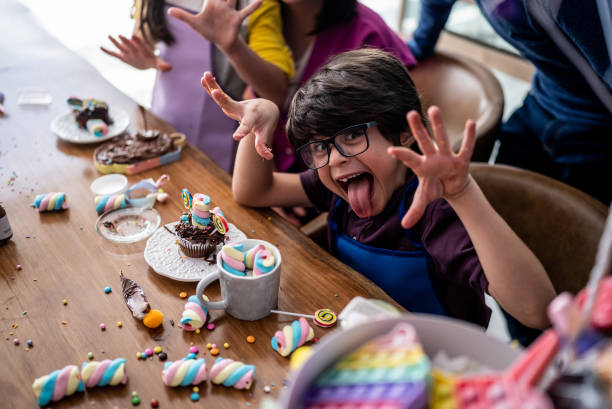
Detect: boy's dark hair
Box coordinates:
(287, 48, 425, 149)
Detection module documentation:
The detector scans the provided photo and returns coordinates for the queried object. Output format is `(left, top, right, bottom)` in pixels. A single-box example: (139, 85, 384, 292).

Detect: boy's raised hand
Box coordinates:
(168, 0, 262, 54)
(101, 35, 172, 72)
(201, 72, 278, 160)
(388, 106, 475, 229)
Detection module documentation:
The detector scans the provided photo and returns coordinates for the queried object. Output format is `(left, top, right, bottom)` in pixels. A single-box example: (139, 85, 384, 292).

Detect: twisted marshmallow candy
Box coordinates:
(32, 365, 84, 406)
(180, 295, 208, 331)
(81, 358, 127, 388)
(162, 358, 207, 387)
(32, 192, 69, 212)
(94, 194, 127, 215)
(210, 357, 256, 390)
(271, 317, 314, 357)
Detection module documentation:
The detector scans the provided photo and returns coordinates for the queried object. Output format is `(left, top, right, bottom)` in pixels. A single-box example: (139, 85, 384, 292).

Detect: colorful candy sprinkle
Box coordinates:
(62, 299, 68, 305)
(104, 286, 112, 294)
(158, 352, 168, 361)
(13, 338, 19, 345)
(206, 323, 215, 330)
(206, 343, 212, 350)
(150, 399, 159, 408)
(186, 353, 196, 360)
(154, 346, 163, 354)
(145, 348, 154, 356)
(263, 385, 271, 393)
(223, 342, 230, 349)
(179, 292, 187, 299)
(190, 393, 200, 401)
(26, 339, 33, 348)
(100, 323, 106, 331)
(132, 395, 141, 406)
(88, 352, 94, 360)
(192, 387, 199, 393)
(16, 264, 22, 271)
(117, 321, 123, 328)
(189, 345, 198, 354)
(210, 348, 220, 356)
(246, 335, 255, 344)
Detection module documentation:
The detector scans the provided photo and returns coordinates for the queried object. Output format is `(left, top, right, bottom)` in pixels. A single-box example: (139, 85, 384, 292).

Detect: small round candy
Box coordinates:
(62, 299, 68, 305)
(189, 345, 198, 354)
(145, 348, 154, 356)
(150, 399, 159, 408)
(181, 188, 192, 210)
(104, 286, 112, 294)
(179, 291, 187, 299)
(132, 391, 139, 397)
(223, 342, 230, 349)
(88, 352, 94, 360)
(186, 353, 196, 360)
(263, 385, 271, 393)
(132, 395, 141, 406)
(117, 321, 123, 328)
(313, 308, 337, 328)
(192, 387, 199, 393)
(26, 339, 33, 348)
(195, 329, 201, 334)
(13, 338, 19, 345)
(207, 323, 215, 330)
(246, 335, 256, 344)
(206, 343, 212, 350)
(16, 264, 22, 271)
(154, 346, 163, 354)
(100, 323, 106, 331)
(136, 352, 142, 359)
(158, 352, 168, 361)
(210, 348, 220, 356)
(190, 393, 200, 402)
(143, 309, 163, 328)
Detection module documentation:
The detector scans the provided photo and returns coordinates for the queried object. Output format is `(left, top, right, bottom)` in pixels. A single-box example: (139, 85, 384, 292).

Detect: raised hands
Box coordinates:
(101, 35, 172, 72)
(168, 0, 262, 54)
(388, 106, 476, 229)
(201, 72, 278, 160)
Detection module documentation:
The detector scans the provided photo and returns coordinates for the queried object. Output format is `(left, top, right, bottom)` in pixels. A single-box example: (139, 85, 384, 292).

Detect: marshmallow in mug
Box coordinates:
(220, 243, 276, 277)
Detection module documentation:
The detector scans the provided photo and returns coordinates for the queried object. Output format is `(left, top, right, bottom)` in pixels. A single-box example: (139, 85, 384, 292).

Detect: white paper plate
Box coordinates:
(144, 221, 248, 282)
(280, 315, 522, 409)
(50, 107, 130, 144)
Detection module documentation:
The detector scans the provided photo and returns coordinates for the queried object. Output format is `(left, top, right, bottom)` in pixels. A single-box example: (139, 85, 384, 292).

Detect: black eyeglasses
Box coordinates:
(296, 121, 377, 170)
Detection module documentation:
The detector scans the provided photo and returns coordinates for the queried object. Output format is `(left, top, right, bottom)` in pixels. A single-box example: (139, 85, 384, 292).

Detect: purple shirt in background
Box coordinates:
(273, 3, 417, 172)
(151, 5, 239, 173)
(300, 170, 491, 327)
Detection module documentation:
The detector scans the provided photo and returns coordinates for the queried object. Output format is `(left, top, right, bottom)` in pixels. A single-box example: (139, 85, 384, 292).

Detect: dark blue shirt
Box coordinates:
(408, 0, 612, 127)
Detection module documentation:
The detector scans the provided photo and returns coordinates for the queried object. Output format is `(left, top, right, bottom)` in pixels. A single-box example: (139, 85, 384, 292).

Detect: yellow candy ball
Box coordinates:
(154, 346, 163, 354)
(290, 346, 313, 371)
(143, 309, 164, 328)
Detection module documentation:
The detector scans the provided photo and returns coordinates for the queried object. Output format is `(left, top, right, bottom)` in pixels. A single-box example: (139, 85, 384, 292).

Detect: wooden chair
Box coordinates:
(470, 163, 608, 295)
(409, 50, 505, 161)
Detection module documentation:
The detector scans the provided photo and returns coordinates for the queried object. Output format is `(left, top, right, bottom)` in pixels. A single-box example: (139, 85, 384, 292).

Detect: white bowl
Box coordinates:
(280, 314, 522, 409)
(90, 174, 128, 196)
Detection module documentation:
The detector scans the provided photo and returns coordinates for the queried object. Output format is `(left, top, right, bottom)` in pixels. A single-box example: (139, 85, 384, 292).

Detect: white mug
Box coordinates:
(196, 239, 281, 321)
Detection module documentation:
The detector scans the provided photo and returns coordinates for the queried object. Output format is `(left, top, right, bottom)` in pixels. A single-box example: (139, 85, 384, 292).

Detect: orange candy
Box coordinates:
(143, 309, 164, 328)
(246, 335, 255, 344)
(210, 348, 220, 356)
(179, 292, 187, 299)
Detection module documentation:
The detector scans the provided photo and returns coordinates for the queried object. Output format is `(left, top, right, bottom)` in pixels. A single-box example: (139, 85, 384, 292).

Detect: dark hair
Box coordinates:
(139, 0, 175, 45)
(287, 48, 425, 149)
(280, 0, 357, 35)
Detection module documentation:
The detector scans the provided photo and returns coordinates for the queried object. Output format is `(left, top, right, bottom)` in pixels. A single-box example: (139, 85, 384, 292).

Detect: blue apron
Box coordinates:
(330, 180, 447, 315)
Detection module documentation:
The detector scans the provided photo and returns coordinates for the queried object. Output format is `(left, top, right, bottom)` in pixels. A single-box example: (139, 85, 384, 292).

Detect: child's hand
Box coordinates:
(388, 106, 475, 229)
(100, 35, 172, 72)
(168, 0, 262, 54)
(202, 72, 278, 160)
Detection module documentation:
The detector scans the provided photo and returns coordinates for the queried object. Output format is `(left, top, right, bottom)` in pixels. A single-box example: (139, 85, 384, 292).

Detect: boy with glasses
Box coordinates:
(201, 48, 555, 330)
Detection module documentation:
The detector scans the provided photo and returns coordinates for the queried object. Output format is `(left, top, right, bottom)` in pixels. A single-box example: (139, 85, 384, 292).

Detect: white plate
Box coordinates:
(50, 107, 130, 144)
(90, 174, 128, 196)
(96, 207, 161, 244)
(280, 315, 522, 409)
(144, 221, 248, 282)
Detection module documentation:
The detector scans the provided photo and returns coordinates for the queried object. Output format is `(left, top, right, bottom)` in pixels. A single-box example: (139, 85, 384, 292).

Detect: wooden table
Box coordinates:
(0, 1, 397, 407)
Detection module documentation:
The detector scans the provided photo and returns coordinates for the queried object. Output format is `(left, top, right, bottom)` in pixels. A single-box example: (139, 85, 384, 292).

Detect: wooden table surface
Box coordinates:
(0, 1, 398, 408)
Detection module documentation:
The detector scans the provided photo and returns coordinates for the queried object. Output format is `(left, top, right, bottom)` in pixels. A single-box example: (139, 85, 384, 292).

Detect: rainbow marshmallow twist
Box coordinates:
(162, 357, 207, 387)
(180, 295, 208, 331)
(80, 358, 127, 388)
(209, 357, 256, 390)
(221, 244, 276, 277)
(271, 317, 314, 357)
(32, 365, 84, 407)
(94, 194, 128, 215)
(32, 192, 69, 212)
(86, 118, 109, 137)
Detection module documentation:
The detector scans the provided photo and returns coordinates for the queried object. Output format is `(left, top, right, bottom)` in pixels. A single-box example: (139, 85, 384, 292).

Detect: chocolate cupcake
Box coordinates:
(175, 191, 229, 261)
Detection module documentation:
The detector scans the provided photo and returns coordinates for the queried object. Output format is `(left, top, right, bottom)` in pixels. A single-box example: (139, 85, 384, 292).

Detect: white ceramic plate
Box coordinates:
(280, 315, 522, 409)
(96, 207, 161, 244)
(144, 221, 248, 282)
(50, 107, 130, 144)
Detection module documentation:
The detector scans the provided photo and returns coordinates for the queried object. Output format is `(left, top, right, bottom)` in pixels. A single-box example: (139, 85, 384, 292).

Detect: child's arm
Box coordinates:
(169, 0, 290, 106)
(201, 72, 311, 208)
(388, 107, 556, 329)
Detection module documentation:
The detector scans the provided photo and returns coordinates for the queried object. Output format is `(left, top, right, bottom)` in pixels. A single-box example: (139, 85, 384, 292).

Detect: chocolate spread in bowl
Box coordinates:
(95, 131, 175, 165)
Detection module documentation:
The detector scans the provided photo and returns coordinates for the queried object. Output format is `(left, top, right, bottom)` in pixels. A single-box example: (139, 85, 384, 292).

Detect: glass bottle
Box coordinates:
(0, 204, 13, 245)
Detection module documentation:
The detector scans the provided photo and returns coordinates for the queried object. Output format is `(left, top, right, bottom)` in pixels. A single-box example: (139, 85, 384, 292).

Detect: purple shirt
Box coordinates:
(300, 170, 491, 327)
(273, 3, 417, 172)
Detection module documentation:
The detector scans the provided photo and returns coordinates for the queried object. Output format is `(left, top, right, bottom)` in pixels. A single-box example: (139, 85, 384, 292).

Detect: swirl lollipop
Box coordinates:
(181, 188, 192, 211)
(270, 308, 337, 328)
(212, 212, 228, 234)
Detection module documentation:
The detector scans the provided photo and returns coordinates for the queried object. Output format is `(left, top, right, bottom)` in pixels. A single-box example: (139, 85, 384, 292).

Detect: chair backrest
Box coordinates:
(410, 51, 504, 161)
(470, 163, 609, 295)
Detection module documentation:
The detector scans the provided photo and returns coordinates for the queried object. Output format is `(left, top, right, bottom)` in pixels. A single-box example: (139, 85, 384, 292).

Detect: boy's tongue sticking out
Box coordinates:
(346, 173, 373, 218)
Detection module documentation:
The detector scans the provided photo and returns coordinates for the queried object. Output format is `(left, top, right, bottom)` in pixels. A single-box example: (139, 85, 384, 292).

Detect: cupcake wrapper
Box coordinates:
(177, 236, 221, 259)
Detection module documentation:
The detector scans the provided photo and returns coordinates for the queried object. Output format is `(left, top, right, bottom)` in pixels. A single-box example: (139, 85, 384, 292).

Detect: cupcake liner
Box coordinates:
(177, 236, 208, 258)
